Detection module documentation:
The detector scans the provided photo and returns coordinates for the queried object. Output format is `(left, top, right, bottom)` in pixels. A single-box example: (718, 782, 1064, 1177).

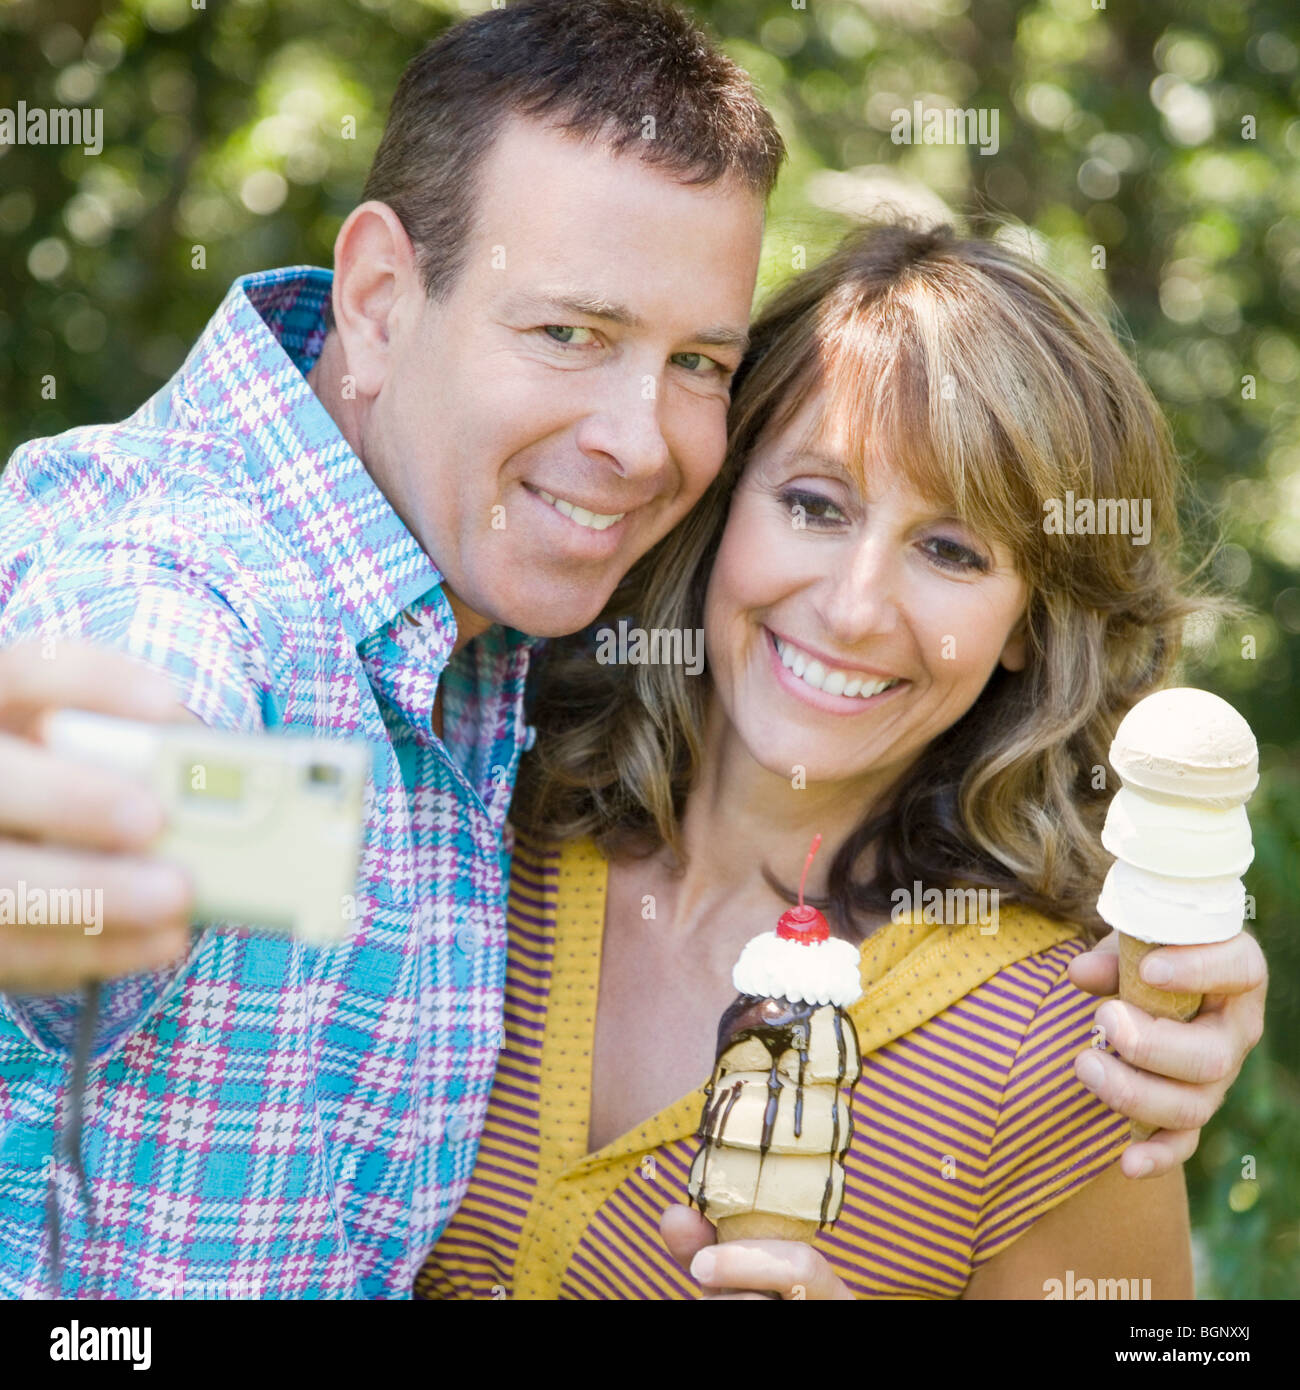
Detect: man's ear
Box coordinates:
(999, 613, 1028, 673)
(329, 200, 421, 399)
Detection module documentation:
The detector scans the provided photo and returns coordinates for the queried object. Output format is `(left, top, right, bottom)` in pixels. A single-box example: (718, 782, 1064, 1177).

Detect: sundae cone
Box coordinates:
(689, 835, 863, 1242)
(715, 1213, 819, 1243)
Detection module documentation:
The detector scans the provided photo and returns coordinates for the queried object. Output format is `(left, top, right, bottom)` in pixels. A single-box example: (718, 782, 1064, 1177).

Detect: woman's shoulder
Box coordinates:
(508, 826, 588, 869)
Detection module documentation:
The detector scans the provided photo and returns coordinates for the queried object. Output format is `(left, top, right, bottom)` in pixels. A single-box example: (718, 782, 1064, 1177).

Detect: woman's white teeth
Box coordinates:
(774, 635, 899, 699)
(535, 487, 625, 531)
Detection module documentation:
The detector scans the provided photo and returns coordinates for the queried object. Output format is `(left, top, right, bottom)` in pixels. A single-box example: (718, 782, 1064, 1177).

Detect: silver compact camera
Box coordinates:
(44, 710, 371, 946)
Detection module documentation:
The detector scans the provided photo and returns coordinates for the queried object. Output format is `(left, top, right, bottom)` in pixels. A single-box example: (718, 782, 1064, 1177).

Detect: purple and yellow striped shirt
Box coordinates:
(415, 833, 1130, 1300)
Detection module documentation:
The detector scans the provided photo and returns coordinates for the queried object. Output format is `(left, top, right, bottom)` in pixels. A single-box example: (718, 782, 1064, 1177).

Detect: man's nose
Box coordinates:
(573, 371, 672, 481)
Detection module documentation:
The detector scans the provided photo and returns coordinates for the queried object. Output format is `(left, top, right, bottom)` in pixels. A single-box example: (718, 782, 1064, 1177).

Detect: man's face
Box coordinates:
(359, 115, 765, 639)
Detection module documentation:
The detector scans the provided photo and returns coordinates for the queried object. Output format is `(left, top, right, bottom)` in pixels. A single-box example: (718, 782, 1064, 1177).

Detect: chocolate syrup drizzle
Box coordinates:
(693, 994, 863, 1229)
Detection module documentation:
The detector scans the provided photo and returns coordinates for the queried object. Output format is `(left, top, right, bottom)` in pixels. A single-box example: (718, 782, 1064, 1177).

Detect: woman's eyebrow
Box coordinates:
(785, 449, 853, 477)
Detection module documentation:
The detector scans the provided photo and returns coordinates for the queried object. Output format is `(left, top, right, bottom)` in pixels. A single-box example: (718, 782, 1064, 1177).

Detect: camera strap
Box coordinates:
(45, 979, 101, 1291)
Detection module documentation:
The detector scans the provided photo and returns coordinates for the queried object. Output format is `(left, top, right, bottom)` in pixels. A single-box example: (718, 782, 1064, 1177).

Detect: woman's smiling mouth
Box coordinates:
(766, 628, 905, 708)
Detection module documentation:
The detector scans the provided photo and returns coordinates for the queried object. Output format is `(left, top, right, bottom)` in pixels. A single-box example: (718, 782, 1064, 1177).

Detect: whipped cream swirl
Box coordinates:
(732, 931, 863, 1008)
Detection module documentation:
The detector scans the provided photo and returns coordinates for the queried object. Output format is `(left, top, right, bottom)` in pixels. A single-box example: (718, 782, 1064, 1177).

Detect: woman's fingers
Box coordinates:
(659, 1203, 716, 1275)
(689, 1239, 854, 1300)
(659, 1206, 853, 1299)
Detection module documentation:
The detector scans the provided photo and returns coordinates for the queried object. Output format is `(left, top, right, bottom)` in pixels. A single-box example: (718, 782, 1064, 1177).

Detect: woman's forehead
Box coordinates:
(751, 393, 956, 507)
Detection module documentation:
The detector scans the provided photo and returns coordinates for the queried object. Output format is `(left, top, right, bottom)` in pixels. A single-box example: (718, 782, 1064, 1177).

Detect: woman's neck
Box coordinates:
(643, 695, 899, 943)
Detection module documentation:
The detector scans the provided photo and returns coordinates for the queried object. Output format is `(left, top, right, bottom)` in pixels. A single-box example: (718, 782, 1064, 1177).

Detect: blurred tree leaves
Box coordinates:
(1, 0, 1297, 1295)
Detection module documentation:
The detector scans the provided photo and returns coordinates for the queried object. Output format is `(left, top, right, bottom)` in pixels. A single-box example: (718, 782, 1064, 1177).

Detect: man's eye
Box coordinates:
(671, 351, 728, 375)
(542, 325, 597, 346)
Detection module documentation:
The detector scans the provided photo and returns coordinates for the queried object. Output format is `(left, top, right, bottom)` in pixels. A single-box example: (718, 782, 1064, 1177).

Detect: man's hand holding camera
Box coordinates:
(0, 640, 197, 992)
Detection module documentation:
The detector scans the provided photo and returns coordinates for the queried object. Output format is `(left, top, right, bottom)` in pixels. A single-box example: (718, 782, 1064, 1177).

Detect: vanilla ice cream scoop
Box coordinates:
(1097, 858, 1247, 944)
(1101, 786, 1254, 879)
(1109, 687, 1259, 806)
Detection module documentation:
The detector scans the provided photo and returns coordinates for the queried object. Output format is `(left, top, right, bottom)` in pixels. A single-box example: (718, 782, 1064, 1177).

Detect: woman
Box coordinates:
(415, 222, 1264, 1300)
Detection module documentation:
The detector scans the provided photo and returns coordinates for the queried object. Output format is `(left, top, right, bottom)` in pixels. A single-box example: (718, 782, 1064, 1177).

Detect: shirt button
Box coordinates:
(446, 1112, 471, 1143)
(456, 922, 484, 954)
(522, 723, 537, 752)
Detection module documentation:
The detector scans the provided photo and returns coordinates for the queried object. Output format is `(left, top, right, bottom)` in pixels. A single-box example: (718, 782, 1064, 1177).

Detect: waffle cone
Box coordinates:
(715, 1212, 820, 1244)
(1118, 932, 1203, 1141)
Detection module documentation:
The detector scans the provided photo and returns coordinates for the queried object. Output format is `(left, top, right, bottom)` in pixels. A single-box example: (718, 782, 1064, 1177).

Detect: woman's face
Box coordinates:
(703, 391, 1029, 789)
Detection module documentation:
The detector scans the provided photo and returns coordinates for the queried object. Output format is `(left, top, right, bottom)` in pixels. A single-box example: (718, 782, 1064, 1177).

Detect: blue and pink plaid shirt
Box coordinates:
(0, 266, 537, 1298)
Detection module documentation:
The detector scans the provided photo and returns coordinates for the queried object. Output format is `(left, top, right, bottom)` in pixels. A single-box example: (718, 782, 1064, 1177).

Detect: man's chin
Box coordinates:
(470, 585, 614, 641)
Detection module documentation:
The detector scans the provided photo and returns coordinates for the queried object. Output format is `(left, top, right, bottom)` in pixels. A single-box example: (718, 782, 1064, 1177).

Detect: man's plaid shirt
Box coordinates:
(0, 266, 537, 1298)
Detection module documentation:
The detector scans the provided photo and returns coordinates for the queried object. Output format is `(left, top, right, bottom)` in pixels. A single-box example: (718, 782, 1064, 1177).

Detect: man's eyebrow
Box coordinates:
(501, 290, 750, 354)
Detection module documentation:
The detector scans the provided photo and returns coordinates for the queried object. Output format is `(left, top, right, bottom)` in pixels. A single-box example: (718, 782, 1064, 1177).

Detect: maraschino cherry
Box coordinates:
(776, 833, 829, 943)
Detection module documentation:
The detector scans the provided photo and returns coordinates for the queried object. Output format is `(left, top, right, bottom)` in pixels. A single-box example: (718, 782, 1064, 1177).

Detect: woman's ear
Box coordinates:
(999, 615, 1028, 673)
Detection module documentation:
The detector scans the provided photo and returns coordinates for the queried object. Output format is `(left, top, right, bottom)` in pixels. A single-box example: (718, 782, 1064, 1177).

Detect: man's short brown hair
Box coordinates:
(358, 0, 785, 306)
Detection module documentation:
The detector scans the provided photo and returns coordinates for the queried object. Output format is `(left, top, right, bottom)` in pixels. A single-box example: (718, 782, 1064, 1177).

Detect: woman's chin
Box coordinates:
(733, 725, 870, 788)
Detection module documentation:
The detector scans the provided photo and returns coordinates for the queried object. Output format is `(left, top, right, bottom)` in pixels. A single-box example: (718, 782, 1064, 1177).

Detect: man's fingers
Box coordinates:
(0, 840, 195, 986)
(1074, 1042, 1221, 1134)
(1068, 930, 1120, 998)
(1120, 1128, 1202, 1179)
(3, 921, 192, 993)
(0, 733, 166, 850)
(1135, 932, 1267, 999)
(0, 640, 180, 737)
(0, 841, 193, 933)
(1094, 999, 1240, 1086)
(660, 1203, 716, 1274)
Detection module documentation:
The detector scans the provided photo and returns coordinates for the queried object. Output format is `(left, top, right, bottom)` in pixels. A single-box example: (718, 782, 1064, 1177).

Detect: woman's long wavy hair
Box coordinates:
(512, 221, 1227, 938)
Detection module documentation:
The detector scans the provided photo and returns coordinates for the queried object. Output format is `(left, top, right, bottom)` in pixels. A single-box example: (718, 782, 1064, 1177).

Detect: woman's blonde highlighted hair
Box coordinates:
(514, 221, 1224, 936)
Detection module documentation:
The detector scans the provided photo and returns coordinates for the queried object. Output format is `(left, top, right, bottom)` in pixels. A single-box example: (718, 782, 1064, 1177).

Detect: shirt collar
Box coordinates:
(176, 265, 453, 652)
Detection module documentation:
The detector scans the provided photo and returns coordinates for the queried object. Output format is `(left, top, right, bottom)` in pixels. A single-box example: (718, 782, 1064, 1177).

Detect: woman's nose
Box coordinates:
(815, 537, 902, 645)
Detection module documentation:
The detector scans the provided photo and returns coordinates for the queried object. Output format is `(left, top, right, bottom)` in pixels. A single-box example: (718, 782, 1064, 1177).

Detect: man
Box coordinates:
(0, 0, 773, 1299)
(0, 0, 1266, 1301)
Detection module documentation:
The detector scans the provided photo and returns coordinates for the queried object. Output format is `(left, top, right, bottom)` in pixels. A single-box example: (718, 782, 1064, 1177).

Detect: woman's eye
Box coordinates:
(542, 325, 597, 347)
(925, 536, 990, 573)
(779, 488, 846, 526)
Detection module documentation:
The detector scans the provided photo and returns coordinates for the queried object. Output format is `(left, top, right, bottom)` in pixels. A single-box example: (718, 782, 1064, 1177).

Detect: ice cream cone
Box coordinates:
(1117, 931, 1202, 1141)
(689, 834, 865, 1240)
(715, 1212, 819, 1244)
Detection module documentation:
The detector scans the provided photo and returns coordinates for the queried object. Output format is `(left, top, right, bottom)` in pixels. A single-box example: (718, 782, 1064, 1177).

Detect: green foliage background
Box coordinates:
(1, 0, 1296, 1298)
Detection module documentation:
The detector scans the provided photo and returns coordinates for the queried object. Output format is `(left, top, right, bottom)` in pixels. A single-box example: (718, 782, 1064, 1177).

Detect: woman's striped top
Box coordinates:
(414, 833, 1130, 1300)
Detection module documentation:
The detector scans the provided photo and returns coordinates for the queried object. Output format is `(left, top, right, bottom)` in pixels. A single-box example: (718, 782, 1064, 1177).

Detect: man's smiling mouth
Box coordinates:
(531, 486, 626, 532)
